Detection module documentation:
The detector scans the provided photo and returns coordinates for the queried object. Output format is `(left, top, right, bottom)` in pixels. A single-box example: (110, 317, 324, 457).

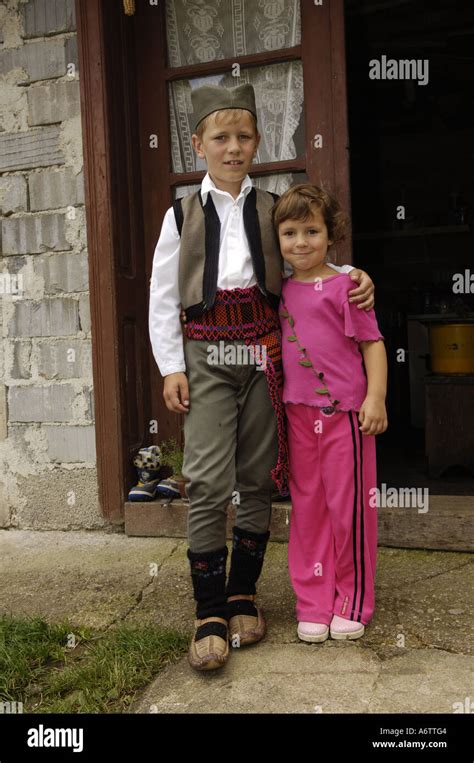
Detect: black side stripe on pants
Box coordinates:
(357, 425, 366, 622)
(348, 412, 359, 620)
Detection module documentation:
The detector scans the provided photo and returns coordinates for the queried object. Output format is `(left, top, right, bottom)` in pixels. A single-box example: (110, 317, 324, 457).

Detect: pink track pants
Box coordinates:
(285, 403, 378, 626)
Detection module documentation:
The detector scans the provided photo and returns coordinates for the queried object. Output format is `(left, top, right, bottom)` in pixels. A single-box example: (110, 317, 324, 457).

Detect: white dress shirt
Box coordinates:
(149, 172, 354, 377)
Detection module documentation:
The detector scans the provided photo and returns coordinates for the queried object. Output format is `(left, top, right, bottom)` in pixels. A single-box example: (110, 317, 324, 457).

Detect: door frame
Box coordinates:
(76, 0, 157, 523)
(75, 0, 352, 522)
(76, 0, 123, 523)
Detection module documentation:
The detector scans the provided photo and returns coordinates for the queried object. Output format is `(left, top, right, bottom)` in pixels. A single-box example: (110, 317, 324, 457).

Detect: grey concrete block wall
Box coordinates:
(0, 37, 74, 83)
(44, 425, 96, 463)
(9, 384, 77, 422)
(28, 79, 80, 125)
(37, 338, 92, 380)
(11, 340, 32, 379)
(29, 167, 84, 210)
(7, 299, 80, 337)
(2, 212, 71, 254)
(0, 1, 103, 530)
(0, 176, 28, 214)
(22, 0, 76, 39)
(0, 127, 65, 172)
(34, 252, 89, 294)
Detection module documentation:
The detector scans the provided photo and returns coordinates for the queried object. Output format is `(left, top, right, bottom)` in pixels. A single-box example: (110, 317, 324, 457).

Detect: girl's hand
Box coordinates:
(358, 395, 388, 435)
(348, 269, 374, 310)
(180, 305, 187, 325)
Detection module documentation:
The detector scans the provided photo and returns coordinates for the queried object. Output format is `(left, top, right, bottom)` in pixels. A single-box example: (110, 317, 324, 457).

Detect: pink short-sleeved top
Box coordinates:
(280, 273, 384, 412)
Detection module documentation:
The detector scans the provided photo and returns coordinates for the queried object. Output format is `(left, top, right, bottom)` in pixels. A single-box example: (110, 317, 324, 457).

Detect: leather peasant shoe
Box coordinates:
(188, 616, 229, 671)
(227, 595, 266, 647)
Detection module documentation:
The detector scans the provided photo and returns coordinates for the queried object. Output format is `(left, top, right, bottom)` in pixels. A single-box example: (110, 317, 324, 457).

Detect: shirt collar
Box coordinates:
(200, 172, 253, 206)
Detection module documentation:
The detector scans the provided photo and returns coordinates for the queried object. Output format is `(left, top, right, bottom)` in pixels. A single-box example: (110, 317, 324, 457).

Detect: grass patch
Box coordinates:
(0, 615, 189, 714)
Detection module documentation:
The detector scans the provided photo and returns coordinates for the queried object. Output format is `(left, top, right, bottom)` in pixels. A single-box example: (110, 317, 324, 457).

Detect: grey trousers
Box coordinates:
(182, 338, 279, 553)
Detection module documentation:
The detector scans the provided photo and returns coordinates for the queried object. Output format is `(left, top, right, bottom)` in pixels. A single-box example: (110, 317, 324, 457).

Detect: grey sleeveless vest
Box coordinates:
(173, 186, 283, 319)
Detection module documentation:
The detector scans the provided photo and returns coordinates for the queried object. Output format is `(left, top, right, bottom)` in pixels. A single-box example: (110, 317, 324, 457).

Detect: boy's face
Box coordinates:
(278, 207, 333, 277)
(192, 110, 260, 197)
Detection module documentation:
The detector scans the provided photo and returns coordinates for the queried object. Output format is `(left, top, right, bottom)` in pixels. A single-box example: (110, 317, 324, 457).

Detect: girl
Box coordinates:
(272, 184, 388, 642)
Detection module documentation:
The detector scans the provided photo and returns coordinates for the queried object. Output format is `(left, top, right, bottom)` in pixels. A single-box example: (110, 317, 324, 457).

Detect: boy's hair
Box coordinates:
(271, 183, 346, 246)
(194, 108, 259, 140)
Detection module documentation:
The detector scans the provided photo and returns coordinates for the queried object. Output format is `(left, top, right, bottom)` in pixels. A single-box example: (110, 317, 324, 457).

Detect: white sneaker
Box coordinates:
(330, 614, 365, 640)
(297, 621, 329, 643)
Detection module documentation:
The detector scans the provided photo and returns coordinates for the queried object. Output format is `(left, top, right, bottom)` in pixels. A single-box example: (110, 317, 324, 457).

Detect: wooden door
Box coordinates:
(77, 0, 153, 522)
(77, 0, 351, 521)
(134, 0, 353, 454)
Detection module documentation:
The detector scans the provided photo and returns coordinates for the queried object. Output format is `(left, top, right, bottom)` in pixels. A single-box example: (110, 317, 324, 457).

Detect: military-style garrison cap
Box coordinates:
(191, 83, 257, 132)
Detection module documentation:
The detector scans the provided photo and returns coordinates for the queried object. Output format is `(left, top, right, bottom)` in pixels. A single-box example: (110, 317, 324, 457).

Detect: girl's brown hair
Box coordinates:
(272, 183, 347, 246)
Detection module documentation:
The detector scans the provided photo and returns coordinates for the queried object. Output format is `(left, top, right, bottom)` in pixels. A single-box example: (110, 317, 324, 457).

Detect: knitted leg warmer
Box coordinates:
(226, 525, 270, 598)
(187, 546, 229, 632)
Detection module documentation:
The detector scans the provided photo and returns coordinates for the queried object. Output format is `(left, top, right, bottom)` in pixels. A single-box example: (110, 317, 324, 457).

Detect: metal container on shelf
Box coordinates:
(428, 323, 474, 374)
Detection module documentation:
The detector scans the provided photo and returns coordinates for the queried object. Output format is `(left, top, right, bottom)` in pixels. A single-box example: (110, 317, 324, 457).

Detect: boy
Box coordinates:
(149, 83, 375, 671)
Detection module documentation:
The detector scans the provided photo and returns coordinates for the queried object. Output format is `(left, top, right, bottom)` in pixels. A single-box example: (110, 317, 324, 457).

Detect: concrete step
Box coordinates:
(124, 496, 473, 551)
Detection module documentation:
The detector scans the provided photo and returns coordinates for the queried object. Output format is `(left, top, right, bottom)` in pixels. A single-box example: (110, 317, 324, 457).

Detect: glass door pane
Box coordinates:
(169, 61, 304, 172)
(165, 0, 301, 66)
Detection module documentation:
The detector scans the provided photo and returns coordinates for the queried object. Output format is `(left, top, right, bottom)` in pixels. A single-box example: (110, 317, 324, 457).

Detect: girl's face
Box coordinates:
(278, 207, 333, 277)
(192, 111, 260, 197)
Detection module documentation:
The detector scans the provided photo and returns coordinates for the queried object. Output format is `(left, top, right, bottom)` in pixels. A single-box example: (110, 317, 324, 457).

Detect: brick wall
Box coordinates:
(0, 0, 106, 529)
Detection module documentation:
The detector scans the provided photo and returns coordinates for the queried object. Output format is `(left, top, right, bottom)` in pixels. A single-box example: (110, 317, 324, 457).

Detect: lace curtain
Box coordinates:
(165, 0, 306, 197)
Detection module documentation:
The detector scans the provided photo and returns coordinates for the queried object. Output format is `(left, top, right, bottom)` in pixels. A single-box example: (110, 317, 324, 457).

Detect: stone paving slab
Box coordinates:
(0, 529, 471, 714)
(130, 644, 472, 714)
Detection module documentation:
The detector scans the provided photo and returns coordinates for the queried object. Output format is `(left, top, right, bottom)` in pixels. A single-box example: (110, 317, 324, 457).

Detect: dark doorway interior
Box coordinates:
(344, 0, 474, 495)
